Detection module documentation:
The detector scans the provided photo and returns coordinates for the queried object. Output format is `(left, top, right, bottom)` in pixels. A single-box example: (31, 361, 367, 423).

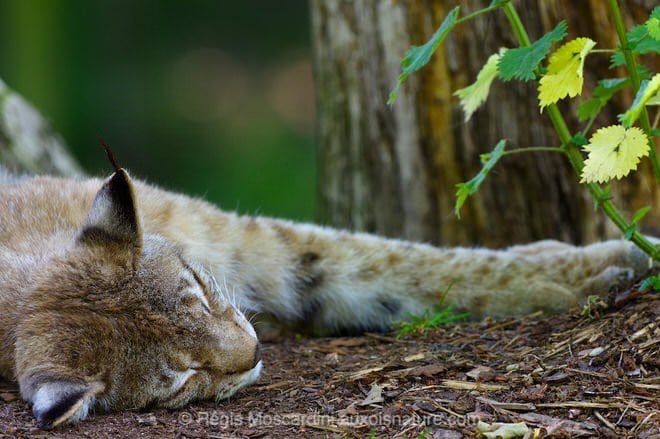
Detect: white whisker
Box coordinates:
(231, 285, 238, 309)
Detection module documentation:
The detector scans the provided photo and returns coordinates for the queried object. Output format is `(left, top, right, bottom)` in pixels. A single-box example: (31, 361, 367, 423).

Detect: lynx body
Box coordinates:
(0, 168, 654, 428)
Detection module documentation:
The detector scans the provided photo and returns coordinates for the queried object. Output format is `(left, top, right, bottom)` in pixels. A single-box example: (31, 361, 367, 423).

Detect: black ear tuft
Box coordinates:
(98, 137, 122, 171)
(78, 169, 142, 250)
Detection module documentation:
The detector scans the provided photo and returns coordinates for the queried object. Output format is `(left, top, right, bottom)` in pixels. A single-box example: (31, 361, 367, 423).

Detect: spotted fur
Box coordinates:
(0, 169, 656, 427)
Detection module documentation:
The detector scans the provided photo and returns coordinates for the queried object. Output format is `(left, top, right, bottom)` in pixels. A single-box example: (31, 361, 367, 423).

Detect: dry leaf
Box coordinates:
(519, 412, 597, 436)
(467, 365, 496, 381)
(404, 363, 446, 378)
(358, 383, 384, 406)
(477, 421, 529, 438)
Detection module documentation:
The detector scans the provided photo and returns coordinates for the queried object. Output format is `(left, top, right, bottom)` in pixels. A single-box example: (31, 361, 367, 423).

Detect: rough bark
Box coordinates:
(312, 0, 658, 247)
(0, 78, 83, 177)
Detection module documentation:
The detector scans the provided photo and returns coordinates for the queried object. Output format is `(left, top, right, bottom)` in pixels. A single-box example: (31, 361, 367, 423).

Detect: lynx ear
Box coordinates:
(78, 169, 142, 252)
(22, 377, 104, 429)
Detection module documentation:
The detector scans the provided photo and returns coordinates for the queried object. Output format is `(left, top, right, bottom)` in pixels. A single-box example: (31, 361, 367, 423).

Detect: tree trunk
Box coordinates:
(311, 0, 658, 247)
(0, 78, 83, 177)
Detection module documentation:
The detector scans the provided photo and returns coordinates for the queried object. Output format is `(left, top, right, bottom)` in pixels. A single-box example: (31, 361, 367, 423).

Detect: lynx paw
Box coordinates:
(582, 266, 635, 296)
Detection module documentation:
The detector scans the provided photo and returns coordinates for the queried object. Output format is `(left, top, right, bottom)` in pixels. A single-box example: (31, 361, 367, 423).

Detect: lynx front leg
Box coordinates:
(551, 239, 658, 298)
(224, 213, 657, 336)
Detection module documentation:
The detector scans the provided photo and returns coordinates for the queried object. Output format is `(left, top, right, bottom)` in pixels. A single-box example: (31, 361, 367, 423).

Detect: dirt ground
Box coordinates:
(0, 285, 658, 438)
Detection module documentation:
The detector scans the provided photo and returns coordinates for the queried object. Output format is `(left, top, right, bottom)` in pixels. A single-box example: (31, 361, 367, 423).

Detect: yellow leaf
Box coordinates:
(580, 125, 650, 183)
(454, 49, 505, 121)
(538, 38, 596, 108)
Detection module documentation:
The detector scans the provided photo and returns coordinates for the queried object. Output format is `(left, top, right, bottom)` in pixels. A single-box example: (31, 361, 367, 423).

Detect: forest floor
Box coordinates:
(0, 283, 658, 438)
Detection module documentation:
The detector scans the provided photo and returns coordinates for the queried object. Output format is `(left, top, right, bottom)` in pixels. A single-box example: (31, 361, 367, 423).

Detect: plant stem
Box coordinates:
(501, 2, 659, 261)
(502, 146, 564, 156)
(456, 1, 508, 25)
(608, 0, 660, 182)
(607, 0, 640, 89)
(580, 114, 598, 137)
(502, 3, 531, 45)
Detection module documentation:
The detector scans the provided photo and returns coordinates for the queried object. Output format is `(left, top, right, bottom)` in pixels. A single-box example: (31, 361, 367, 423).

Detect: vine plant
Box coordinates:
(389, 1, 660, 262)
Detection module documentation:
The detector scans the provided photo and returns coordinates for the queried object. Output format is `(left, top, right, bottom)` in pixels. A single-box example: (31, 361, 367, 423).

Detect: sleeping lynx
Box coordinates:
(0, 167, 656, 429)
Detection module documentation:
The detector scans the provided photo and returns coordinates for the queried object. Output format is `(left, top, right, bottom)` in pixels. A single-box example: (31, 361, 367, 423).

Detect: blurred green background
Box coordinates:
(0, 0, 316, 220)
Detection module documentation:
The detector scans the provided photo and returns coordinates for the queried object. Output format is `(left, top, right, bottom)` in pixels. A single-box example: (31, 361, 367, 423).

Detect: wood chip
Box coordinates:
(631, 382, 660, 391)
(440, 379, 508, 391)
(631, 323, 656, 341)
(0, 392, 18, 402)
(476, 396, 536, 411)
(536, 402, 625, 409)
(594, 410, 617, 431)
(403, 352, 426, 362)
(350, 365, 385, 380)
(543, 372, 571, 382)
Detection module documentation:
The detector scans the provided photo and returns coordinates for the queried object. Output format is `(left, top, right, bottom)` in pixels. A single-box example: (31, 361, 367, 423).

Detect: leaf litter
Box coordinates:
(0, 281, 658, 438)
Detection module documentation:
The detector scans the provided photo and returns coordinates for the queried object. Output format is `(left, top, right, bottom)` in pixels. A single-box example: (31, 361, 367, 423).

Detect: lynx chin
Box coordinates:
(0, 167, 656, 429)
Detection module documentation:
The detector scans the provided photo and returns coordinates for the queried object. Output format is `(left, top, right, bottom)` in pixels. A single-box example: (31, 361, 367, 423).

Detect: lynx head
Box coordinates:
(14, 170, 261, 429)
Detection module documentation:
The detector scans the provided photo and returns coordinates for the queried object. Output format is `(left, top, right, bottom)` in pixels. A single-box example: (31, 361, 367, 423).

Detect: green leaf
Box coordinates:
(640, 275, 660, 291)
(571, 134, 588, 145)
(593, 78, 629, 98)
(635, 64, 652, 81)
(624, 203, 651, 239)
(624, 205, 652, 242)
(632, 206, 651, 224)
(619, 74, 660, 127)
(498, 21, 567, 81)
(646, 6, 660, 40)
(454, 49, 505, 121)
(388, 6, 460, 104)
(610, 24, 660, 67)
(488, 0, 510, 7)
(577, 99, 603, 122)
(455, 140, 506, 218)
(577, 78, 629, 121)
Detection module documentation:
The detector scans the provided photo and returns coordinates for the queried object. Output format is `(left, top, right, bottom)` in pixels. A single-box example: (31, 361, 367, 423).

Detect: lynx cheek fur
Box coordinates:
(0, 167, 656, 428)
(0, 170, 261, 429)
